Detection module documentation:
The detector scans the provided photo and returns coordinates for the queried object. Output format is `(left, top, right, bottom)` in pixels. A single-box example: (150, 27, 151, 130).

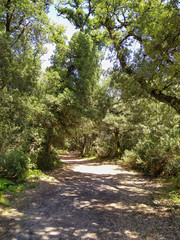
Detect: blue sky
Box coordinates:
(41, 4, 76, 70)
(41, 3, 112, 71)
(48, 3, 76, 40)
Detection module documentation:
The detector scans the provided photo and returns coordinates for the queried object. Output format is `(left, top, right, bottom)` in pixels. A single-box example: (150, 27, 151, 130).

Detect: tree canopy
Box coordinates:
(57, 0, 180, 114)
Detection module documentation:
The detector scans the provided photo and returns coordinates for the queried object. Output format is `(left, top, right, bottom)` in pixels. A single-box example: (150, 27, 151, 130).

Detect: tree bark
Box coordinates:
(82, 135, 87, 156)
(149, 90, 180, 114)
(114, 129, 121, 157)
(5, 0, 12, 32)
(46, 128, 53, 155)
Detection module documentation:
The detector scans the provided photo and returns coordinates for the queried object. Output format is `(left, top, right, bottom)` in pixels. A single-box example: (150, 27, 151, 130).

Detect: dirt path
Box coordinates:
(0, 152, 180, 240)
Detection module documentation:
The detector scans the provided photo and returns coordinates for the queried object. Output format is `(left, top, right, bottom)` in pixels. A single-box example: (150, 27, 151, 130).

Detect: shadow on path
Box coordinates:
(0, 152, 179, 240)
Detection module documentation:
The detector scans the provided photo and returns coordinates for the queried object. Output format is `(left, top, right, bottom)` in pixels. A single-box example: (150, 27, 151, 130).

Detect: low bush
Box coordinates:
(0, 151, 29, 179)
(165, 156, 180, 177)
(171, 172, 180, 189)
(121, 150, 142, 169)
(37, 150, 61, 170)
(0, 178, 14, 190)
(121, 131, 180, 179)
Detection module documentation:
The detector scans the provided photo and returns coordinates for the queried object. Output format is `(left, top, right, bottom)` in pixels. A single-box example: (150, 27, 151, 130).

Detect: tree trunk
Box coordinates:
(114, 129, 121, 157)
(149, 89, 180, 114)
(82, 135, 87, 156)
(45, 127, 53, 155)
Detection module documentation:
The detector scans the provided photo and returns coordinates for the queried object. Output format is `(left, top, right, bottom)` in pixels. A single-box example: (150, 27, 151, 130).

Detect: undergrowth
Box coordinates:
(154, 180, 180, 209)
(0, 169, 47, 207)
(92, 156, 120, 164)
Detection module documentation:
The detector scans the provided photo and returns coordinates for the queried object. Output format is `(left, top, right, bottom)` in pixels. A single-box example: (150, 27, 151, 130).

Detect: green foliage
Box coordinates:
(37, 150, 60, 170)
(0, 168, 48, 207)
(0, 197, 10, 207)
(51, 31, 100, 108)
(0, 0, 56, 178)
(57, 0, 180, 114)
(0, 151, 29, 179)
(0, 179, 14, 190)
(28, 182, 37, 189)
(95, 135, 117, 157)
(57, 149, 68, 154)
(165, 156, 180, 179)
(155, 181, 180, 207)
(27, 169, 47, 180)
(122, 150, 142, 169)
(171, 172, 180, 189)
(16, 185, 26, 192)
(134, 130, 180, 177)
(0, 0, 179, 191)
(121, 121, 180, 178)
(6, 185, 17, 193)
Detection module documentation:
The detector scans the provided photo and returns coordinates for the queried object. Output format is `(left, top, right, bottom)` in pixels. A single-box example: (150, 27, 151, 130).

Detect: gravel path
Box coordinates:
(0, 152, 180, 240)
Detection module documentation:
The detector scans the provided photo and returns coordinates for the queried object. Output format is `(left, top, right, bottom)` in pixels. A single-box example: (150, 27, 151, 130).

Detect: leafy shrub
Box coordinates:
(135, 133, 180, 177)
(121, 130, 180, 178)
(16, 171, 28, 183)
(0, 151, 28, 179)
(6, 185, 17, 193)
(0, 179, 14, 190)
(94, 134, 117, 157)
(122, 150, 142, 169)
(133, 138, 166, 176)
(170, 172, 180, 189)
(16, 184, 26, 192)
(165, 156, 180, 176)
(37, 150, 60, 170)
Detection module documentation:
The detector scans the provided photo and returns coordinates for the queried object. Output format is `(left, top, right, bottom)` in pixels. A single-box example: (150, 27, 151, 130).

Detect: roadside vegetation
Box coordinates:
(0, 170, 46, 207)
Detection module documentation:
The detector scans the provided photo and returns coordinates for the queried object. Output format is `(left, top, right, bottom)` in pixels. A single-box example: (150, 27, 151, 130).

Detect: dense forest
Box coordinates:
(0, 0, 179, 188)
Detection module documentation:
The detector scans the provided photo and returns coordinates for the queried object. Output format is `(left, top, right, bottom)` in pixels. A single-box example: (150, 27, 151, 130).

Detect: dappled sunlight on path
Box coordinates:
(0, 152, 179, 240)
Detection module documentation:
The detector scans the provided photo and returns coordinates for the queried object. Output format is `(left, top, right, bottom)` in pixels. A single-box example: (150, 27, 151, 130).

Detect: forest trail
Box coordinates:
(1, 152, 179, 240)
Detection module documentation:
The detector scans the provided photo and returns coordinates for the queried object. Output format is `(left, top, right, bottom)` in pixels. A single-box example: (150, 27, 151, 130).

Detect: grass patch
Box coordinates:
(57, 149, 68, 155)
(156, 184, 180, 207)
(93, 156, 121, 164)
